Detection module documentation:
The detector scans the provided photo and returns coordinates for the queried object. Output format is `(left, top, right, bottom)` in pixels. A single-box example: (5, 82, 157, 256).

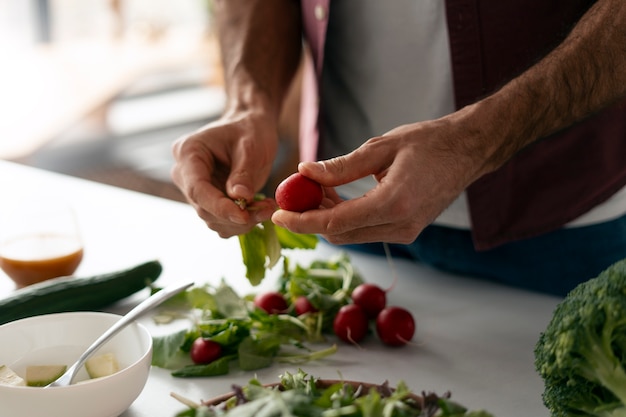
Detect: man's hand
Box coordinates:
(170, 0, 302, 238)
(171, 109, 278, 238)
(271, 114, 484, 244)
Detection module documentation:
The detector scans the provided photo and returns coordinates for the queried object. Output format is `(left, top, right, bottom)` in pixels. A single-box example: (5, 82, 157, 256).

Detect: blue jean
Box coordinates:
(342, 214, 626, 297)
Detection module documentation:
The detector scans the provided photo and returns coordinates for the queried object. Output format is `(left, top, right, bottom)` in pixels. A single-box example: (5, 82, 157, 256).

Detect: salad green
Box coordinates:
(151, 254, 363, 377)
(238, 220, 318, 286)
(171, 369, 495, 417)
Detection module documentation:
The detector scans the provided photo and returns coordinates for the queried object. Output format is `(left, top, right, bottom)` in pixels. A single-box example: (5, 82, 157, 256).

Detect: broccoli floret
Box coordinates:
(541, 375, 622, 417)
(534, 259, 626, 417)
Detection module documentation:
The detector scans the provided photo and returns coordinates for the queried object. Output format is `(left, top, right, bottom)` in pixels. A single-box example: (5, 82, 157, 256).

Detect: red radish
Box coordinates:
(376, 306, 416, 346)
(254, 291, 288, 314)
(294, 296, 318, 315)
(275, 172, 323, 212)
(351, 283, 387, 319)
(333, 304, 369, 344)
(190, 337, 222, 364)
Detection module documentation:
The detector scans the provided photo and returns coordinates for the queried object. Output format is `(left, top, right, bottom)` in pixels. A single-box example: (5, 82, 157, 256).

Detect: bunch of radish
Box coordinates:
(333, 283, 415, 346)
(254, 283, 415, 347)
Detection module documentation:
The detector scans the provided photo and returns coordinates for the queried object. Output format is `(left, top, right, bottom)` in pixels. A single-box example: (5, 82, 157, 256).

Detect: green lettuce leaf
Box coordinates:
(238, 221, 318, 286)
(238, 335, 281, 371)
(238, 225, 267, 286)
(214, 281, 248, 319)
(275, 225, 318, 250)
(171, 355, 233, 377)
(151, 329, 188, 368)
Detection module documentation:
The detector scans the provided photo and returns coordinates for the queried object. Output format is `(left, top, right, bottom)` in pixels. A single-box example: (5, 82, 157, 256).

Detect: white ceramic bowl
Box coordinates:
(0, 311, 152, 417)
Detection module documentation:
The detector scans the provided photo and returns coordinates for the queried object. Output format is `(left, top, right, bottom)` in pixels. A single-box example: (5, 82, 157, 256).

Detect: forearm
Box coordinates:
(460, 0, 626, 178)
(214, 0, 303, 122)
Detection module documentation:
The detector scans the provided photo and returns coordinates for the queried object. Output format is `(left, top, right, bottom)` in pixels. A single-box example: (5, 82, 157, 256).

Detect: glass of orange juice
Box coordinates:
(0, 199, 84, 288)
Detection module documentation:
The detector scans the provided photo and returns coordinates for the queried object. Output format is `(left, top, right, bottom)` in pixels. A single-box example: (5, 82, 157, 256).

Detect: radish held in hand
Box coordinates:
(254, 291, 288, 314)
(351, 283, 387, 319)
(333, 304, 369, 344)
(376, 306, 415, 346)
(275, 172, 323, 212)
(190, 338, 222, 364)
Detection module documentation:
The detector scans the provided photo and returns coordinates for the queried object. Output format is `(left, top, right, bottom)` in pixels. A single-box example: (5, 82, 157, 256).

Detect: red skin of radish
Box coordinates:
(190, 337, 222, 364)
(376, 306, 416, 346)
(333, 304, 369, 344)
(254, 292, 288, 314)
(275, 173, 323, 212)
(294, 296, 318, 315)
(351, 283, 387, 319)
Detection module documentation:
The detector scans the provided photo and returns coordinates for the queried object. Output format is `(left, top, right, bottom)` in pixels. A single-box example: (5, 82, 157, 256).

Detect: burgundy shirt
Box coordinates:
(299, 0, 626, 250)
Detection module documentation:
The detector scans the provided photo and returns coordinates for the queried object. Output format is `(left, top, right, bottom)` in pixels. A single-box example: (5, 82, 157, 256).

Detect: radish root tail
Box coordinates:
(382, 242, 398, 292)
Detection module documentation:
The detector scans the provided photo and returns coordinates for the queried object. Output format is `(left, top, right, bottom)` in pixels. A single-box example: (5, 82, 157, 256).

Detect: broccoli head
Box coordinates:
(534, 259, 626, 417)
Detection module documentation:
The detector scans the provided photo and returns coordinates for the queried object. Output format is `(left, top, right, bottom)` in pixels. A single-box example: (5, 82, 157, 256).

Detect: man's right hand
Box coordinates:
(171, 0, 304, 237)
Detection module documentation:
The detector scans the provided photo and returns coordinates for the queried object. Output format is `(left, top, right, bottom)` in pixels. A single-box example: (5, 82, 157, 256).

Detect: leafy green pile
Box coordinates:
(151, 254, 363, 377)
(534, 258, 626, 417)
(277, 253, 364, 336)
(172, 369, 495, 417)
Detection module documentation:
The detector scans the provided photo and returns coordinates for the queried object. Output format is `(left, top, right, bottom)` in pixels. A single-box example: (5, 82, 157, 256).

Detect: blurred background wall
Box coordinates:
(0, 0, 301, 201)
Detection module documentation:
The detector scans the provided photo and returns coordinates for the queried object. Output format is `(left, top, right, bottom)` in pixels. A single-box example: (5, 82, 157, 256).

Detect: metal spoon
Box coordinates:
(46, 280, 193, 387)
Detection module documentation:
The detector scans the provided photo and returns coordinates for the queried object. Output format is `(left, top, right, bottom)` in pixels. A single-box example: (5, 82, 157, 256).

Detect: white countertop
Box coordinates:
(0, 161, 561, 417)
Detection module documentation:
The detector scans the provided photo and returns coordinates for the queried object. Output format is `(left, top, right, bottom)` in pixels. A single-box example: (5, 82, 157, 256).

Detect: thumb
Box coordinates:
(299, 148, 385, 187)
(226, 156, 262, 203)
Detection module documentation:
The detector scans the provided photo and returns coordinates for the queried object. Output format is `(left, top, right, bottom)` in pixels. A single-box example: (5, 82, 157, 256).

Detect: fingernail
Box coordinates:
(229, 214, 247, 225)
(271, 213, 284, 227)
(300, 161, 325, 173)
(232, 184, 250, 198)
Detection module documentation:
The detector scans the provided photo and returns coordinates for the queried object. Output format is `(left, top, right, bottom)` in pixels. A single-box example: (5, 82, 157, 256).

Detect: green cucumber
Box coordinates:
(0, 260, 162, 326)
